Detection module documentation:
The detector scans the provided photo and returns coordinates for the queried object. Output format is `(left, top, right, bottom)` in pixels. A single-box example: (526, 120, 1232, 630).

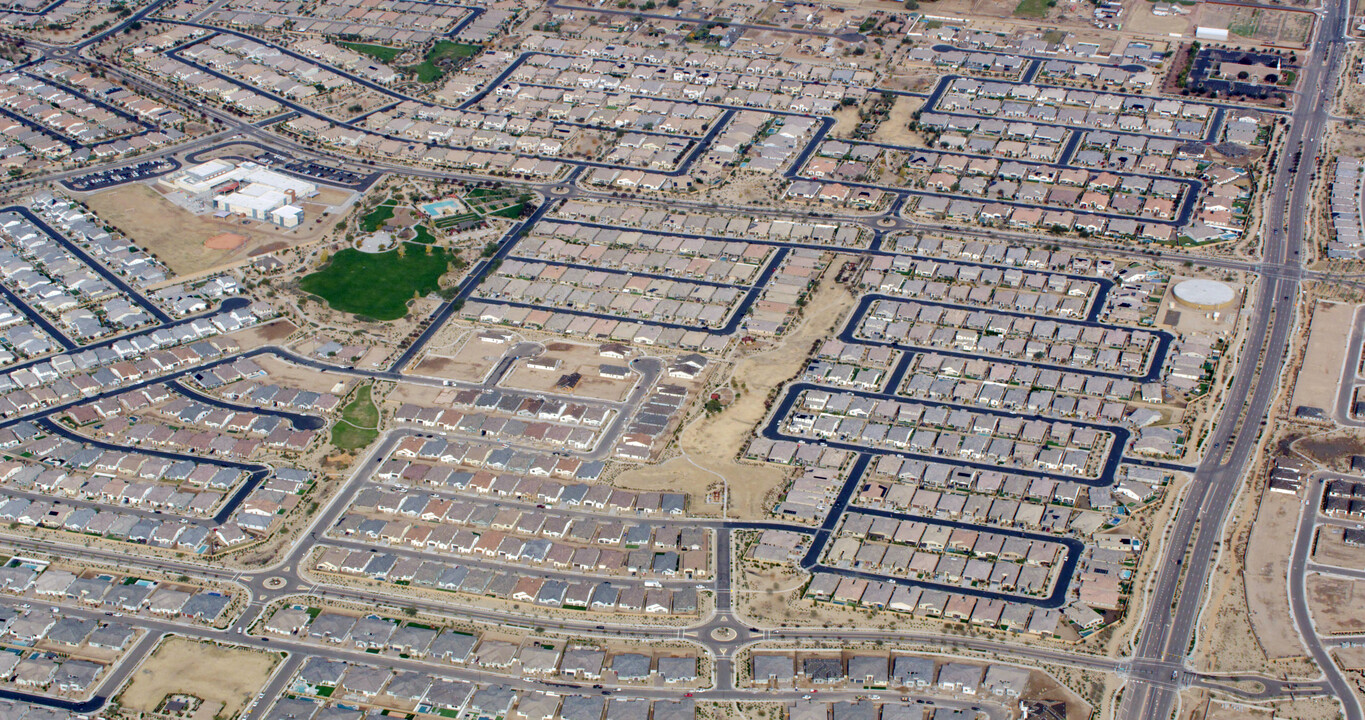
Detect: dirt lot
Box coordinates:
(1183, 686, 1349, 720)
(1244, 490, 1309, 658)
(1192, 4, 1314, 47)
(255, 353, 359, 394)
(410, 330, 508, 383)
(830, 105, 861, 137)
(1314, 525, 1365, 570)
(1181, 691, 1275, 720)
(1124, 1, 1192, 37)
(1306, 573, 1365, 634)
(501, 342, 636, 402)
(870, 96, 927, 146)
(225, 319, 297, 351)
(1337, 645, 1365, 669)
(1334, 46, 1365, 119)
(119, 636, 281, 719)
(313, 187, 354, 207)
(608, 455, 726, 516)
(614, 266, 856, 520)
(1023, 670, 1093, 720)
(83, 184, 325, 277)
(1333, 125, 1365, 157)
(1291, 301, 1354, 413)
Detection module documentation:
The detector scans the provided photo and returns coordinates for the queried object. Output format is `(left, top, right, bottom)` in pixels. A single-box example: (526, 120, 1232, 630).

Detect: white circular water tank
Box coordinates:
(1172, 279, 1236, 309)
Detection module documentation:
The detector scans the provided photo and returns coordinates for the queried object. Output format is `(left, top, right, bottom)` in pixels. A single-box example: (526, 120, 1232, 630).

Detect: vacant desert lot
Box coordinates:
(85, 184, 318, 276)
(1307, 573, 1365, 635)
(1244, 490, 1307, 658)
(120, 636, 281, 719)
(1314, 526, 1365, 571)
(502, 342, 637, 402)
(1292, 301, 1355, 413)
(615, 265, 855, 519)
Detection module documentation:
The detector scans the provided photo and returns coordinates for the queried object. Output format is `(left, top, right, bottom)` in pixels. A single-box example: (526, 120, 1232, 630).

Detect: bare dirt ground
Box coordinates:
(225, 319, 298, 351)
(1333, 46, 1365, 119)
(614, 267, 856, 520)
(1183, 686, 1348, 720)
(313, 187, 355, 208)
(501, 342, 636, 402)
(1291, 301, 1355, 413)
(1124, 1, 1192, 37)
(830, 106, 861, 137)
(255, 354, 359, 394)
(1193, 459, 1315, 676)
(1269, 698, 1355, 720)
(118, 636, 281, 719)
(1296, 431, 1365, 471)
(83, 184, 325, 276)
(1244, 490, 1310, 658)
(876, 68, 938, 95)
(1181, 690, 1275, 719)
(608, 455, 726, 515)
(1332, 125, 1365, 158)
(409, 330, 505, 383)
(1306, 573, 1365, 634)
(1337, 645, 1365, 669)
(870, 96, 927, 147)
(1024, 670, 1093, 720)
(1314, 526, 1365, 570)
(1192, 3, 1314, 47)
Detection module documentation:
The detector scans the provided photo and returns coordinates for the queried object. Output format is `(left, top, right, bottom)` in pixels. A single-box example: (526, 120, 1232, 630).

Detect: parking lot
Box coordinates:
(254, 151, 372, 188)
(63, 158, 179, 191)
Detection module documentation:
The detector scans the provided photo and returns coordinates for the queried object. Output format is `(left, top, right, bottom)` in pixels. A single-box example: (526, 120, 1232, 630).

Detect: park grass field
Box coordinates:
(299, 246, 451, 320)
(339, 41, 403, 63)
(360, 198, 397, 233)
(332, 383, 379, 450)
(409, 41, 480, 82)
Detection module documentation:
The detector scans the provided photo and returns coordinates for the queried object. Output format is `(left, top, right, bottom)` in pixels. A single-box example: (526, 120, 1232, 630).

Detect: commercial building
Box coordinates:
(161, 159, 315, 228)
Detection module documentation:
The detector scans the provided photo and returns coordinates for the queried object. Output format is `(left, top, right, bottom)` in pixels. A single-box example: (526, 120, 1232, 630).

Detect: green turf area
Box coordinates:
(340, 41, 403, 63)
(1012, 0, 1049, 18)
(360, 198, 397, 232)
(434, 212, 480, 228)
(300, 247, 451, 321)
(406, 41, 480, 82)
(412, 225, 436, 244)
(331, 383, 379, 450)
(464, 188, 528, 218)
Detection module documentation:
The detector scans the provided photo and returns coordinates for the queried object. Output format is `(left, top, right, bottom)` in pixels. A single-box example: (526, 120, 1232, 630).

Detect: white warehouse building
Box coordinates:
(161, 159, 316, 228)
(216, 185, 305, 227)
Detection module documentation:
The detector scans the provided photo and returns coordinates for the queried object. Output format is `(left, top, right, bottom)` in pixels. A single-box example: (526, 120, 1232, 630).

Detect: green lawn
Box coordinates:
(406, 41, 480, 82)
(1012, 0, 1049, 18)
(464, 188, 529, 219)
(340, 41, 404, 63)
(412, 225, 436, 244)
(435, 212, 480, 228)
(300, 247, 452, 321)
(360, 198, 397, 233)
(331, 383, 379, 450)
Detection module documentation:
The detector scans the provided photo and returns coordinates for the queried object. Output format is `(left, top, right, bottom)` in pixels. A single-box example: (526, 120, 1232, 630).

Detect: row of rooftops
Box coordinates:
(753, 653, 1028, 697)
(315, 545, 699, 616)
